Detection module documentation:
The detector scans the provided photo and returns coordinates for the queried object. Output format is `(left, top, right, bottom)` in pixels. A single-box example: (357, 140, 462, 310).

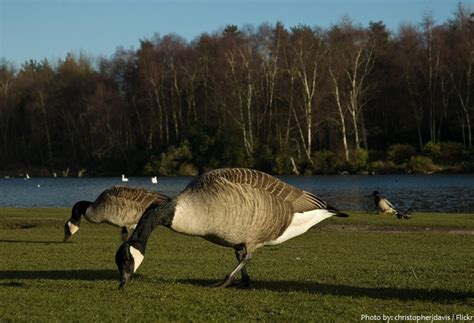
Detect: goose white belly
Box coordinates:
(265, 209, 333, 245)
(379, 199, 395, 213)
(170, 198, 215, 237)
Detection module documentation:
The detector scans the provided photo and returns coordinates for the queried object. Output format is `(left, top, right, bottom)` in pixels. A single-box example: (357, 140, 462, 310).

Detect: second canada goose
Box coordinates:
(373, 191, 412, 219)
(63, 186, 170, 242)
(115, 168, 349, 289)
(373, 191, 396, 214)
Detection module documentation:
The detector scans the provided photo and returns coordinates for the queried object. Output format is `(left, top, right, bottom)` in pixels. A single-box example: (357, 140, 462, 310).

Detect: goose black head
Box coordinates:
(372, 191, 382, 205)
(63, 220, 80, 243)
(63, 201, 90, 242)
(115, 242, 144, 290)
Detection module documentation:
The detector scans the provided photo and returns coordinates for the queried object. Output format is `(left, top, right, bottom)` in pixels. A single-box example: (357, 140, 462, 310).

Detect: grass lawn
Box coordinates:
(0, 208, 473, 321)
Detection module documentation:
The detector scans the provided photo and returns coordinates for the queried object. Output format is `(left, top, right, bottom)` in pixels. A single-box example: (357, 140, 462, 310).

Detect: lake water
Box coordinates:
(0, 174, 473, 212)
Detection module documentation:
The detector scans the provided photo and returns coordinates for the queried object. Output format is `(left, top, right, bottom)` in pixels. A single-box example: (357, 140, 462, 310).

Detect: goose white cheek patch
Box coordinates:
(130, 246, 144, 273)
(68, 221, 79, 235)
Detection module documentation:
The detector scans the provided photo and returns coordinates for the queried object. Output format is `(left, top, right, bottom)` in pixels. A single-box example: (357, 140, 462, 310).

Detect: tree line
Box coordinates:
(1, 5, 474, 176)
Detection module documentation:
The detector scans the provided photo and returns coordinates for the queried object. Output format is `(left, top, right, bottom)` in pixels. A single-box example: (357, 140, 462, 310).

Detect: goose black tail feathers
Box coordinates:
(326, 204, 350, 218)
(334, 212, 350, 218)
(396, 208, 413, 219)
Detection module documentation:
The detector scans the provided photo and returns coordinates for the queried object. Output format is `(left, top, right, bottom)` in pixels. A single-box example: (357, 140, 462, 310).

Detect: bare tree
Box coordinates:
(0, 63, 16, 160)
(328, 20, 375, 153)
(284, 26, 326, 164)
(398, 24, 425, 150)
(448, 5, 474, 148)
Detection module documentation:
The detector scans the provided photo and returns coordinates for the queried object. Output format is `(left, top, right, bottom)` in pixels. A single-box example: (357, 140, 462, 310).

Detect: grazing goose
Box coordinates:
(373, 191, 412, 219)
(63, 186, 170, 243)
(115, 168, 349, 289)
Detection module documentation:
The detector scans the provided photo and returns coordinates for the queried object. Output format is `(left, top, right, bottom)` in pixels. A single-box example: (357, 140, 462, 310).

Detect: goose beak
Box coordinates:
(63, 233, 71, 243)
(63, 223, 72, 243)
(115, 242, 135, 290)
(118, 271, 131, 290)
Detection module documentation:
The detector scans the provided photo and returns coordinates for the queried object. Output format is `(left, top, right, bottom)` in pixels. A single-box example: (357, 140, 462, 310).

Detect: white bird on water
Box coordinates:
(25, 173, 30, 180)
(151, 176, 158, 184)
(121, 174, 129, 182)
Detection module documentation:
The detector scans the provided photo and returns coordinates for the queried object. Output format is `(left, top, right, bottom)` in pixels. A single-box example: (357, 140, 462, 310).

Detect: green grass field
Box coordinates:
(0, 208, 473, 322)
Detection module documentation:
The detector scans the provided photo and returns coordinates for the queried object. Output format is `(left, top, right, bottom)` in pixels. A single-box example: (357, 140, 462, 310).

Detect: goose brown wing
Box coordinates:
(383, 198, 395, 209)
(185, 168, 331, 212)
(291, 191, 329, 212)
(94, 186, 170, 209)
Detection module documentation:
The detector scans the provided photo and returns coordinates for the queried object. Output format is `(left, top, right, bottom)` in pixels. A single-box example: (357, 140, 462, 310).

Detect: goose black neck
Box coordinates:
(374, 195, 381, 205)
(128, 200, 177, 253)
(71, 201, 92, 224)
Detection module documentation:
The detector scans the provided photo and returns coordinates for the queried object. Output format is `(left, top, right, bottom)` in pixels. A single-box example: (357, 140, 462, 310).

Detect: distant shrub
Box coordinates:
(387, 144, 416, 164)
(369, 160, 399, 174)
(252, 145, 274, 173)
(351, 149, 369, 171)
(423, 141, 441, 160)
(273, 154, 296, 175)
(177, 163, 199, 176)
(461, 161, 474, 172)
(369, 160, 385, 171)
(424, 141, 465, 164)
(144, 140, 198, 176)
(313, 150, 342, 174)
(408, 155, 437, 174)
(440, 141, 465, 163)
(368, 150, 385, 162)
(187, 125, 247, 171)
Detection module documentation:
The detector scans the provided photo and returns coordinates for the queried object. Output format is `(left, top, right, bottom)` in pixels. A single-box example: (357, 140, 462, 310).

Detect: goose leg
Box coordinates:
(213, 253, 252, 288)
(233, 249, 253, 288)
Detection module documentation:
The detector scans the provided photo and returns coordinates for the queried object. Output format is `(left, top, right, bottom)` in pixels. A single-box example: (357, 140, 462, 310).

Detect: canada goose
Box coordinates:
(373, 191, 396, 214)
(151, 176, 158, 184)
(115, 168, 349, 289)
(373, 191, 412, 219)
(121, 174, 129, 182)
(63, 186, 170, 243)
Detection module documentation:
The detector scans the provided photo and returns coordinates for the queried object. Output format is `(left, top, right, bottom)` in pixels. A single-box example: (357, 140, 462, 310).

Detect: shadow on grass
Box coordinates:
(0, 239, 63, 244)
(176, 278, 473, 303)
(0, 269, 121, 281)
(0, 281, 26, 287)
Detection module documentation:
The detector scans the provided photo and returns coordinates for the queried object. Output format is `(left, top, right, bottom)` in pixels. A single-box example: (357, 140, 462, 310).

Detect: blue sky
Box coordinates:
(1, 0, 471, 67)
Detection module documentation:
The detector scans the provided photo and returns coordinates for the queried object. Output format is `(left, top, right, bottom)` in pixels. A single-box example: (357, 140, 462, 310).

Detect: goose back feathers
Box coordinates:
(85, 186, 170, 226)
(64, 186, 170, 242)
(170, 168, 347, 252)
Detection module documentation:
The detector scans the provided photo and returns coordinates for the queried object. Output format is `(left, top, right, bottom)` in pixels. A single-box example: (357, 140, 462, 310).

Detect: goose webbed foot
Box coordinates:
(211, 251, 252, 289)
(229, 279, 254, 289)
(210, 276, 254, 289)
(210, 275, 234, 288)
